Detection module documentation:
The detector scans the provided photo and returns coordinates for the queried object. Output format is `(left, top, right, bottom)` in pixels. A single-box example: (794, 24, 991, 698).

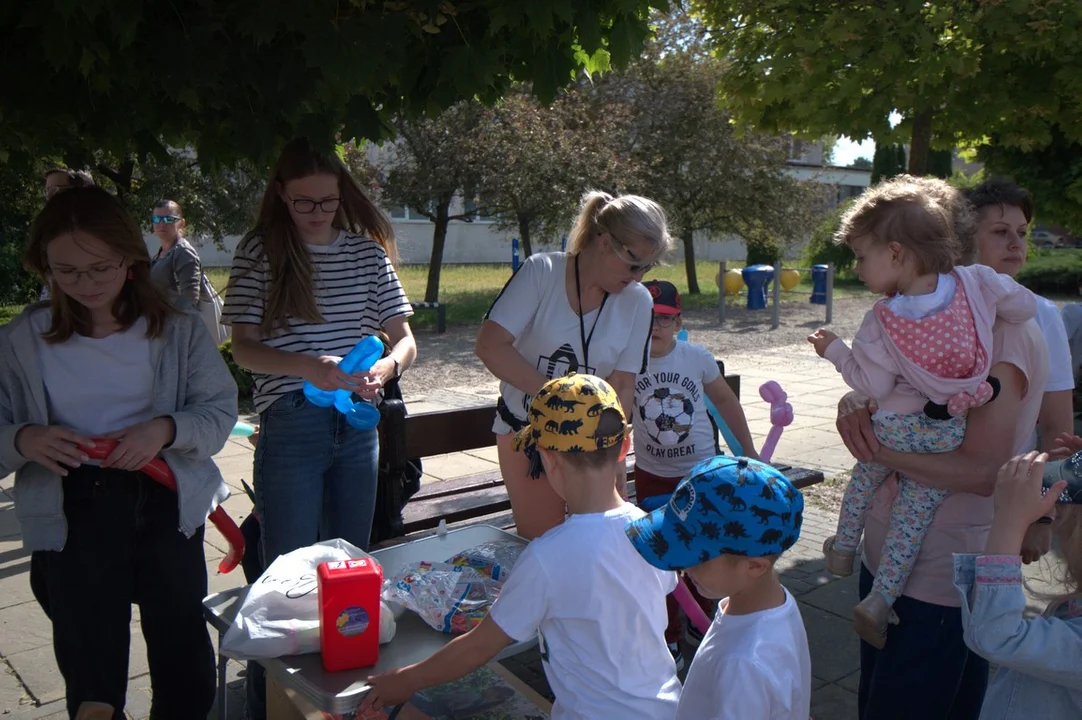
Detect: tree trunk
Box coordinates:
(907, 109, 933, 176)
(683, 229, 700, 295)
(95, 157, 136, 200)
(518, 214, 533, 257)
(424, 199, 451, 303)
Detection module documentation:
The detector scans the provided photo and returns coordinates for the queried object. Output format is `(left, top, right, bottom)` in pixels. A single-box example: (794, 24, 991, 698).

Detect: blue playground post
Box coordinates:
(512, 237, 520, 272)
(741, 264, 774, 310)
(561, 235, 567, 252)
(810, 264, 828, 305)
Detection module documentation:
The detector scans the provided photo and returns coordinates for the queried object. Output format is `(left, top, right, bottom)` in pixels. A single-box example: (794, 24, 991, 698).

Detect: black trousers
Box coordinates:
(29, 465, 215, 719)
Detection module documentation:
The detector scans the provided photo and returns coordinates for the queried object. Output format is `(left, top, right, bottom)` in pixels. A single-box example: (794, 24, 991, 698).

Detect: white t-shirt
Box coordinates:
(884, 272, 955, 319)
(221, 230, 413, 413)
(676, 589, 811, 720)
(488, 504, 681, 720)
(485, 253, 654, 433)
(31, 310, 156, 438)
(634, 340, 722, 477)
(1025, 296, 1074, 451)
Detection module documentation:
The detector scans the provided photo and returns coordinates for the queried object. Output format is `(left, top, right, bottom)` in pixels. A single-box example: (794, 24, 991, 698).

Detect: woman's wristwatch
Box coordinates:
(392, 357, 401, 380)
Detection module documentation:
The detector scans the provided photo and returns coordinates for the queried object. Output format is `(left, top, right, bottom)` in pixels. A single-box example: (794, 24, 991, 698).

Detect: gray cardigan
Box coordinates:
(0, 303, 238, 551)
(151, 238, 213, 306)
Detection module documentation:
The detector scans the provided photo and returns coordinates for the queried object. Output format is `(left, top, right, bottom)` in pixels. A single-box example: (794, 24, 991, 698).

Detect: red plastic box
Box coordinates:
(317, 558, 383, 672)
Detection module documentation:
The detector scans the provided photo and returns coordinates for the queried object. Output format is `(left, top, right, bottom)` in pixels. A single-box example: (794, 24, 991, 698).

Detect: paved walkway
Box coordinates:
(0, 342, 1057, 718)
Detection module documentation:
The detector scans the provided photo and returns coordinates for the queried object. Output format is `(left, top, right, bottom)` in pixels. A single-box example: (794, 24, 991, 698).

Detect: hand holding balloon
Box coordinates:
(758, 381, 793, 464)
(303, 336, 384, 430)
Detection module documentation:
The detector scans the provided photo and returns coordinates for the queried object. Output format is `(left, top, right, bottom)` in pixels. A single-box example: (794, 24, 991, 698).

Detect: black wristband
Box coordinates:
(392, 358, 401, 379)
(1036, 516, 1054, 525)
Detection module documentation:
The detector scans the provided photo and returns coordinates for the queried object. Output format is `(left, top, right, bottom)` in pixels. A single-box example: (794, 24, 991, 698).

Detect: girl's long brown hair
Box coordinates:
(23, 186, 176, 342)
(235, 138, 396, 334)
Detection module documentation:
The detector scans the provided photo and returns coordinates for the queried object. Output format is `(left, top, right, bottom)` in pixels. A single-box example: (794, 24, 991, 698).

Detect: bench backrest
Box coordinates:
(390, 360, 739, 466)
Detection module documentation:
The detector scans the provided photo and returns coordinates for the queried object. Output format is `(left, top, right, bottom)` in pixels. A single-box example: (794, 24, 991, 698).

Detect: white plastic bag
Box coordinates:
(220, 539, 384, 660)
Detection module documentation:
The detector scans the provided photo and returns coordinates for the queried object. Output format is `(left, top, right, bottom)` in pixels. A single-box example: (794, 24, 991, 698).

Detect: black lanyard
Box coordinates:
(574, 254, 608, 372)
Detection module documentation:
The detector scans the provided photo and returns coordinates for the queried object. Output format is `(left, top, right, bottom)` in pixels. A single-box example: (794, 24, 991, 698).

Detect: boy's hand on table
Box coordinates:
(362, 667, 419, 712)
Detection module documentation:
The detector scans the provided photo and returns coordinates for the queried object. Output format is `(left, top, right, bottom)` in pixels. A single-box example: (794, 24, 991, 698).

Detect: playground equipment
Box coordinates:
(302, 336, 384, 430)
(741, 264, 774, 310)
(715, 267, 745, 295)
(81, 439, 245, 574)
(716, 260, 833, 330)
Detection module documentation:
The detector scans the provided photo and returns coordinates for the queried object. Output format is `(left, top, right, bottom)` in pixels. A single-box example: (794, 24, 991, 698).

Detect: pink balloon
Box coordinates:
(758, 381, 794, 463)
(673, 578, 712, 635)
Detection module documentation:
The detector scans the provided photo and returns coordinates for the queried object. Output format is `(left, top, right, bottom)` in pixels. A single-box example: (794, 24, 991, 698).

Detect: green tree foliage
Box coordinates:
(372, 103, 486, 302)
(596, 19, 826, 293)
(0, 162, 47, 304)
(472, 88, 627, 258)
(848, 157, 873, 171)
(694, 0, 1082, 177)
(979, 129, 1082, 231)
(2, 0, 667, 166)
(802, 199, 856, 276)
(871, 145, 907, 184)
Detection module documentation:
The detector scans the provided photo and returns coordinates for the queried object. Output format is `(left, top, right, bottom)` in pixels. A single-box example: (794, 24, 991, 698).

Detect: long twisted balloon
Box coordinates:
(758, 381, 793, 463)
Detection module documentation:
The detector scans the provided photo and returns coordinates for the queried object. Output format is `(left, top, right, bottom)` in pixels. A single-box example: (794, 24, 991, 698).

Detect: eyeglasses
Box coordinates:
(151, 215, 180, 225)
(50, 261, 124, 286)
(608, 233, 657, 275)
(653, 314, 679, 328)
(289, 196, 341, 214)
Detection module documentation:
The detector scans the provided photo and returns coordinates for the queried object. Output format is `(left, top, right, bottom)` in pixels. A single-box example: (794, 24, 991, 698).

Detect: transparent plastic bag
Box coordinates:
(444, 539, 525, 580)
(384, 561, 503, 634)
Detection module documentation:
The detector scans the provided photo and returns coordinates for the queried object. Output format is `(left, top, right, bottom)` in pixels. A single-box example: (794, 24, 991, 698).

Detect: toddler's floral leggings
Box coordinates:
(834, 411, 965, 605)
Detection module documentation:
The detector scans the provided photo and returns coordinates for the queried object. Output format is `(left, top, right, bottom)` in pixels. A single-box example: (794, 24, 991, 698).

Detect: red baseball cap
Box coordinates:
(644, 280, 681, 316)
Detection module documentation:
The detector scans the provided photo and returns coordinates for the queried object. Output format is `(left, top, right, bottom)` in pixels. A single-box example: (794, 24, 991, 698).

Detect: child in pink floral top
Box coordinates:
(807, 176, 1037, 647)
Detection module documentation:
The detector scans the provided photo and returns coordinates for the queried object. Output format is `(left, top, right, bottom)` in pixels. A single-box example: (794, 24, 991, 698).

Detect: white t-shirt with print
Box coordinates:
(485, 252, 654, 434)
(634, 340, 722, 478)
(676, 589, 811, 720)
(1025, 296, 1075, 451)
(487, 504, 680, 720)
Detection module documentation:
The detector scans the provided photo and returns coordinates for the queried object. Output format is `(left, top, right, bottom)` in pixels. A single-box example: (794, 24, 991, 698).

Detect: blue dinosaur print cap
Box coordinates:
(626, 455, 804, 568)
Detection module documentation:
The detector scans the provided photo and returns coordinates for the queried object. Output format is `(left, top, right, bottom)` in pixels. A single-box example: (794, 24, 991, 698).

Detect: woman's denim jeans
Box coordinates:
(245, 390, 379, 719)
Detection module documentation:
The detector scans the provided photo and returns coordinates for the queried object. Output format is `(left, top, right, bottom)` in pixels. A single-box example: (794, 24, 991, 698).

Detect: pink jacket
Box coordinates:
(823, 265, 1037, 414)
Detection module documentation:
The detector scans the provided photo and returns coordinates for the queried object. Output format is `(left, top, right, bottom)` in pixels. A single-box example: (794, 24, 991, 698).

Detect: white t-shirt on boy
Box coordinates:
(487, 503, 681, 720)
(634, 339, 722, 478)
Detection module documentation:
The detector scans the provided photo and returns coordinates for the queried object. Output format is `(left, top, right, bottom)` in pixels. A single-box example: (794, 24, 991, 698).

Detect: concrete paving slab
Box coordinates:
(422, 452, 498, 480)
(811, 682, 859, 720)
(0, 659, 34, 715)
(800, 600, 861, 684)
(0, 602, 52, 657)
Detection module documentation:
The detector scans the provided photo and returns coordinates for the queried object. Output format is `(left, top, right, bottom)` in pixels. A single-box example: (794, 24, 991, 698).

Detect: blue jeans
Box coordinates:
(245, 391, 379, 720)
(858, 564, 989, 719)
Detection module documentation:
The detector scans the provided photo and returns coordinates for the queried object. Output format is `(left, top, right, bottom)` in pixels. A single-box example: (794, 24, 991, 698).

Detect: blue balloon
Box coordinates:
(302, 336, 385, 430)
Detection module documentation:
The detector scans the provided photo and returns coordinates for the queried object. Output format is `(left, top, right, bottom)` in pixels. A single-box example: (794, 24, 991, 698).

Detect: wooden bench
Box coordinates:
(376, 364, 825, 546)
(411, 301, 447, 333)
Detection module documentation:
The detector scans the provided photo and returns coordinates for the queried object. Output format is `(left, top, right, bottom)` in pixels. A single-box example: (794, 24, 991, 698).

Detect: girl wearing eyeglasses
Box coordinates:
(149, 200, 228, 344)
(4, 186, 236, 719)
(475, 190, 671, 540)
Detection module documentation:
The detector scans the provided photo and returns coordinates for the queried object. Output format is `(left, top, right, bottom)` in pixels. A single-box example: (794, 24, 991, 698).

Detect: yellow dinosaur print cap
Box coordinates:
(512, 373, 627, 454)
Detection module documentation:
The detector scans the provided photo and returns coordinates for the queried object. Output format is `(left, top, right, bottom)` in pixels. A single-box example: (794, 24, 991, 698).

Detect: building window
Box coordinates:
(463, 198, 496, 223)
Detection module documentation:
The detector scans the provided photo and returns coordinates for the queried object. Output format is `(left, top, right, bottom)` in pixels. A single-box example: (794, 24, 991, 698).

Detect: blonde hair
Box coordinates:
(234, 138, 396, 334)
(1040, 506, 1082, 614)
(567, 190, 673, 259)
(835, 175, 970, 275)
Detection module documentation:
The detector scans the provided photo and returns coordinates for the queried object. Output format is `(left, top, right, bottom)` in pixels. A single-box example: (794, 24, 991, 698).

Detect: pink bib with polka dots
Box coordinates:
(874, 281, 987, 381)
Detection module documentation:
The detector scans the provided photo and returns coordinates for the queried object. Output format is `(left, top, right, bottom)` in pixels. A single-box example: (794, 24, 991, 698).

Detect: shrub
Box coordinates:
(802, 199, 856, 276)
(219, 338, 255, 409)
(1015, 251, 1082, 296)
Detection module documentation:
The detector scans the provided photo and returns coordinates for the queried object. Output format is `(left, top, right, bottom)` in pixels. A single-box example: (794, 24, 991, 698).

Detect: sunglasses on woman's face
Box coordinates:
(151, 215, 180, 225)
(608, 234, 657, 275)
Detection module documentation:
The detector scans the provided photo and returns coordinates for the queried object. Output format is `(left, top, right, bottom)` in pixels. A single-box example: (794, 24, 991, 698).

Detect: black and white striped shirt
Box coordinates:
(222, 230, 413, 412)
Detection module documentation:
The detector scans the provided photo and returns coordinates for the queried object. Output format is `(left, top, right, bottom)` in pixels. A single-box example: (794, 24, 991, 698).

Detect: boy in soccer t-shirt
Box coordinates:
(634, 280, 758, 662)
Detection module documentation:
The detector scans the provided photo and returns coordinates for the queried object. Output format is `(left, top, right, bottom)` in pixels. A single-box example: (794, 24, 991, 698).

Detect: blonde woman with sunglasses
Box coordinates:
(475, 190, 672, 539)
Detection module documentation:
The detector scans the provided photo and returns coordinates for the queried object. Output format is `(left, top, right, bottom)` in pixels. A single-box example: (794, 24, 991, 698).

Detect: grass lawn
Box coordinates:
(9, 262, 869, 332)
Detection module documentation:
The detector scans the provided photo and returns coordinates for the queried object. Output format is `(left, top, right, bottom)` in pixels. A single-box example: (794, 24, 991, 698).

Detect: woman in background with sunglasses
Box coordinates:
(149, 200, 228, 344)
(475, 190, 672, 539)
